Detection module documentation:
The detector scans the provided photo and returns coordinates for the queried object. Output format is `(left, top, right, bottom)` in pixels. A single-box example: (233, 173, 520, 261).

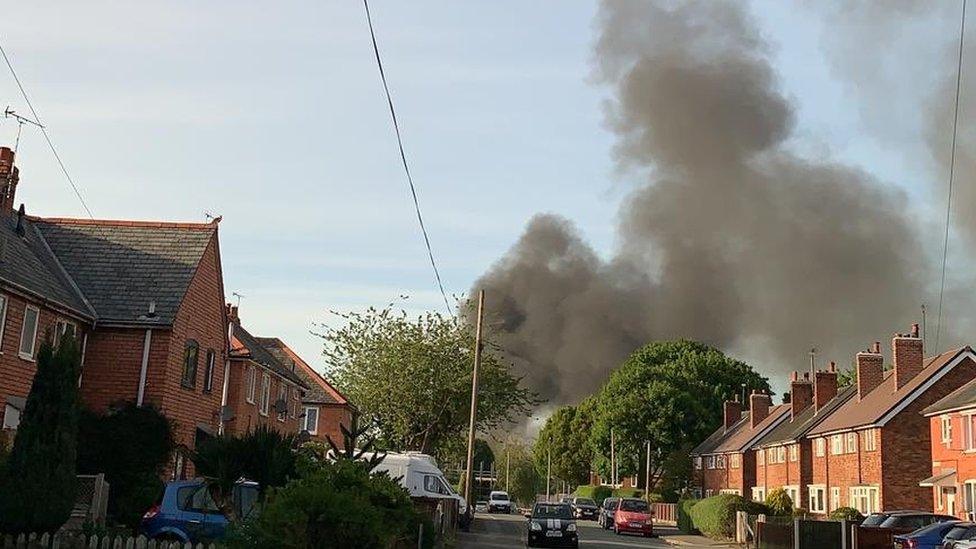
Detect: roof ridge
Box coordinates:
(30, 216, 218, 230)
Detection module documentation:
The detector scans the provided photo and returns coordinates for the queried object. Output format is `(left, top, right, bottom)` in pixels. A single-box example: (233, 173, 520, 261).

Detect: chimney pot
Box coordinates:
(829, 361, 836, 372)
(911, 323, 920, 338)
(871, 341, 881, 354)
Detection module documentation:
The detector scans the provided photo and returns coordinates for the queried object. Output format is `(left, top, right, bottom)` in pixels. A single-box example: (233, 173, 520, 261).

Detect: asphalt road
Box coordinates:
(458, 512, 673, 549)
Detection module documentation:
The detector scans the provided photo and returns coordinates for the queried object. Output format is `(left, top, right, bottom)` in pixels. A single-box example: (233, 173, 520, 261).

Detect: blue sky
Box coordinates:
(0, 1, 956, 373)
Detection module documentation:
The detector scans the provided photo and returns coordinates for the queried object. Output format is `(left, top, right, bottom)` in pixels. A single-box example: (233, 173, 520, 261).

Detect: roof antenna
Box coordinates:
(204, 210, 222, 223)
(232, 292, 245, 307)
(809, 347, 817, 379)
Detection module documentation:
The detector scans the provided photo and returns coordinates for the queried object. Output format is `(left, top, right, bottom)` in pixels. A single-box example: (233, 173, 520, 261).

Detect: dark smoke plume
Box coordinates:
(474, 0, 943, 407)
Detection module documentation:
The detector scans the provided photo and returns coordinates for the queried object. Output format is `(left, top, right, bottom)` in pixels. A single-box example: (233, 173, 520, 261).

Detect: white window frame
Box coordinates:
(630, 476, 638, 488)
(757, 449, 765, 465)
(850, 486, 879, 515)
(705, 456, 715, 469)
(303, 406, 319, 435)
(245, 365, 256, 404)
(784, 485, 800, 509)
(2, 403, 20, 430)
(831, 434, 844, 455)
(0, 294, 8, 352)
(716, 454, 726, 469)
(693, 456, 702, 470)
(18, 305, 39, 360)
(789, 444, 798, 462)
(276, 383, 288, 422)
(815, 437, 825, 457)
(720, 489, 741, 495)
(53, 318, 77, 348)
(863, 428, 877, 452)
(808, 485, 826, 513)
(731, 453, 741, 469)
(846, 432, 857, 454)
(830, 487, 840, 511)
(942, 415, 953, 445)
(259, 372, 271, 416)
(965, 413, 976, 451)
(752, 486, 766, 503)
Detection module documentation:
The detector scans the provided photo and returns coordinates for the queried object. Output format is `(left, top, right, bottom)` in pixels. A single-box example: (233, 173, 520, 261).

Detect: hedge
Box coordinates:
(828, 506, 864, 522)
(687, 494, 769, 540)
(677, 498, 698, 534)
(572, 485, 645, 503)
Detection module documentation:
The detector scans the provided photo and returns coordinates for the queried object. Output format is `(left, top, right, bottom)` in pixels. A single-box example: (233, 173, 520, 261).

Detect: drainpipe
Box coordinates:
(218, 315, 234, 435)
(136, 301, 157, 406)
(77, 331, 89, 388)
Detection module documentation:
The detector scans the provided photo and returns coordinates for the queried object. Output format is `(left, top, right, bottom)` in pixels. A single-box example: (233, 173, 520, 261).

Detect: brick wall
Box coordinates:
(311, 403, 354, 446)
(82, 327, 170, 412)
(927, 412, 976, 519)
(225, 359, 302, 436)
(693, 452, 746, 496)
(755, 441, 810, 508)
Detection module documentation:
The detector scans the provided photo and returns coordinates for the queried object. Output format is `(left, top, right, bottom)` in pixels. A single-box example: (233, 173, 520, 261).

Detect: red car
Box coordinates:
(613, 498, 654, 537)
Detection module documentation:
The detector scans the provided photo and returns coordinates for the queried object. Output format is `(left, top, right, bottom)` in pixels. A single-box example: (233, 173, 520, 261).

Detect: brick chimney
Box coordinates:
(856, 342, 884, 401)
(750, 390, 772, 428)
(0, 147, 19, 213)
(723, 397, 742, 432)
(814, 362, 838, 413)
(790, 371, 813, 420)
(226, 303, 240, 325)
(893, 323, 924, 391)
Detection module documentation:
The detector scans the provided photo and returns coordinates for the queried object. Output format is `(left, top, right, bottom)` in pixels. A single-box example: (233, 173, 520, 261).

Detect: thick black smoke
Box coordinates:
(474, 0, 944, 407)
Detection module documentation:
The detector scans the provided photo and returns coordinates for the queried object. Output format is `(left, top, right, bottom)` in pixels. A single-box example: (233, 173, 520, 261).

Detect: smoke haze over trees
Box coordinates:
(473, 0, 974, 411)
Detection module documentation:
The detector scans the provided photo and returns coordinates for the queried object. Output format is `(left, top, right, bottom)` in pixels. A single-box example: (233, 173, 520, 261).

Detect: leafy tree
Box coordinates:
(318, 304, 537, 459)
(533, 403, 593, 487)
(765, 488, 793, 516)
(496, 441, 542, 506)
(77, 402, 175, 528)
(0, 334, 82, 534)
(590, 340, 769, 492)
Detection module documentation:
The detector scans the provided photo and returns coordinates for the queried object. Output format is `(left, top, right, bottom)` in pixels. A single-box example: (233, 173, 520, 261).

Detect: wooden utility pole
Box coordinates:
(464, 290, 486, 507)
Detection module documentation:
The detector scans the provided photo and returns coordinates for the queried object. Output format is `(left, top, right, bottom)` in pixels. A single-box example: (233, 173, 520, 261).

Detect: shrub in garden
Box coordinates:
(677, 497, 699, 533)
(688, 494, 769, 540)
(828, 506, 864, 522)
(0, 335, 82, 534)
(764, 488, 794, 516)
(573, 485, 612, 503)
(77, 402, 175, 528)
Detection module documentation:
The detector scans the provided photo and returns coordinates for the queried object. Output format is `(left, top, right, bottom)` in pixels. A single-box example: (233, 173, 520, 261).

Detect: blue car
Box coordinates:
(893, 520, 962, 549)
(141, 479, 259, 543)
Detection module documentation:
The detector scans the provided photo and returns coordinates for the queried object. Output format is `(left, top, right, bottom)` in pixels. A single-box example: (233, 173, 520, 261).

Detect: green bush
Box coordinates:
(677, 498, 698, 533)
(613, 488, 644, 498)
(764, 488, 793, 516)
(228, 459, 431, 549)
(77, 403, 175, 528)
(828, 506, 864, 522)
(688, 494, 769, 540)
(573, 485, 612, 503)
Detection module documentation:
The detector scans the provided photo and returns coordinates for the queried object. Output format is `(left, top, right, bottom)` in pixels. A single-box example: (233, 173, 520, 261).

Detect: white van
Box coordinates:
(363, 451, 469, 519)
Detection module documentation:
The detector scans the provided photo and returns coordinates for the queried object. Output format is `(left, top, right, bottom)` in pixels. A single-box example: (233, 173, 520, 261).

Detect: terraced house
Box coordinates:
(0, 147, 230, 478)
(690, 390, 789, 498)
(921, 372, 976, 519)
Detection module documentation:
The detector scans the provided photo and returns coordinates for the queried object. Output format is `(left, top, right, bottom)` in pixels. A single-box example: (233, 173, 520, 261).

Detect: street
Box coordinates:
(458, 512, 674, 549)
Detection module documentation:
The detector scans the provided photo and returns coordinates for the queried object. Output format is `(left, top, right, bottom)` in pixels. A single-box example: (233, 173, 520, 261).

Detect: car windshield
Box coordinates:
(861, 513, 889, 526)
(880, 515, 930, 529)
(620, 499, 649, 512)
(945, 525, 976, 540)
(491, 493, 509, 501)
(575, 498, 596, 506)
(533, 504, 572, 520)
(603, 498, 618, 509)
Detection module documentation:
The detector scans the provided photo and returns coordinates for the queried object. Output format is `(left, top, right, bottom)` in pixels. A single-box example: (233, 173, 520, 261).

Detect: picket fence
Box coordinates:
(0, 533, 215, 549)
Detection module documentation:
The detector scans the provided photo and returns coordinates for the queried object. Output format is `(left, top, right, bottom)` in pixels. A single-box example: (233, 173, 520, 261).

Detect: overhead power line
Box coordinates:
(0, 38, 94, 219)
(936, 0, 968, 354)
(362, 0, 454, 319)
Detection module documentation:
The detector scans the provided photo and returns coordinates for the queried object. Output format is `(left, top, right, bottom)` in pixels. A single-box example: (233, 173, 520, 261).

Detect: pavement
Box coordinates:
(457, 512, 738, 549)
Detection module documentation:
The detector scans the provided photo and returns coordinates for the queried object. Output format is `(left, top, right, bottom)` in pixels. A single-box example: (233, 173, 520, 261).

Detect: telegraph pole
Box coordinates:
(610, 427, 616, 487)
(464, 290, 486, 507)
(506, 445, 511, 492)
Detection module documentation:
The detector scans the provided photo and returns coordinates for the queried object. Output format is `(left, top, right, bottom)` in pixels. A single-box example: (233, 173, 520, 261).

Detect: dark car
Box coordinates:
(527, 503, 578, 548)
(862, 510, 931, 527)
(599, 497, 619, 529)
(141, 479, 259, 543)
(612, 498, 654, 538)
(879, 512, 957, 530)
(942, 523, 976, 549)
(893, 520, 961, 549)
(569, 497, 599, 521)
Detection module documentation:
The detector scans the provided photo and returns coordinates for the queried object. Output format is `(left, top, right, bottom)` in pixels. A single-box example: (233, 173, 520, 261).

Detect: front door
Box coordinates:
(946, 487, 957, 517)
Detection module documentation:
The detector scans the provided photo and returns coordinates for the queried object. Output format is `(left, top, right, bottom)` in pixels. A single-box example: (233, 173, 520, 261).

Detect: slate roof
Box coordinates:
(255, 337, 350, 406)
(691, 412, 747, 455)
(753, 385, 856, 449)
(808, 347, 973, 436)
(231, 324, 307, 388)
(691, 404, 791, 456)
(0, 213, 93, 318)
(32, 218, 217, 325)
(923, 372, 976, 416)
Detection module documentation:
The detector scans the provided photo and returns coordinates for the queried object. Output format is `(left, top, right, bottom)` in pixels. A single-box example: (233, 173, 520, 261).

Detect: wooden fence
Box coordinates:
(0, 533, 215, 549)
(652, 503, 676, 525)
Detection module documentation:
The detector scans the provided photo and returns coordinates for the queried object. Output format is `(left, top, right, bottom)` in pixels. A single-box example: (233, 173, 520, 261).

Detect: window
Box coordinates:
(758, 449, 765, 465)
(424, 475, 451, 496)
(2, 404, 20, 430)
(777, 446, 786, 463)
(850, 486, 879, 514)
(720, 489, 741, 495)
(731, 454, 741, 469)
(202, 349, 216, 393)
(863, 429, 877, 452)
(693, 457, 702, 470)
(846, 432, 857, 454)
(751, 487, 766, 503)
(966, 414, 976, 451)
(705, 456, 715, 469)
(831, 435, 844, 455)
(705, 489, 714, 498)
(716, 455, 726, 469)
(784, 486, 800, 508)
(808, 485, 826, 513)
(964, 482, 976, 520)
(181, 340, 199, 388)
(303, 406, 319, 434)
(830, 487, 840, 511)
(53, 318, 77, 348)
(259, 373, 271, 416)
(0, 294, 8, 351)
(789, 445, 798, 462)
(276, 383, 288, 422)
(245, 365, 256, 403)
(18, 305, 39, 359)
(943, 415, 954, 445)
(815, 437, 825, 457)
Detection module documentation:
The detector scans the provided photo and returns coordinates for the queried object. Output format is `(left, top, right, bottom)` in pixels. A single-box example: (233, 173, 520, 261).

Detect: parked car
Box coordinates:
(862, 510, 929, 527)
(141, 479, 259, 543)
(569, 497, 599, 520)
(941, 522, 976, 549)
(488, 490, 513, 513)
(878, 512, 957, 531)
(599, 497, 620, 529)
(527, 502, 578, 548)
(612, 497, 654, 538)
(893, 520, 961, 549)
(475, 500, 488, 513)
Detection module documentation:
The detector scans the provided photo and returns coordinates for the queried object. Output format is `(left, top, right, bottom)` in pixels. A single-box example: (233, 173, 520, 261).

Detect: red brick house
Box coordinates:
(805, 327, 976, 515)
(690, 391, 789, 498)
(751, 365, 854, 514)
(224, 305, 307, 436)
(0, 146, 232, 479)
(255, 336, 355, 446)
(920, 369, 976, 519)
